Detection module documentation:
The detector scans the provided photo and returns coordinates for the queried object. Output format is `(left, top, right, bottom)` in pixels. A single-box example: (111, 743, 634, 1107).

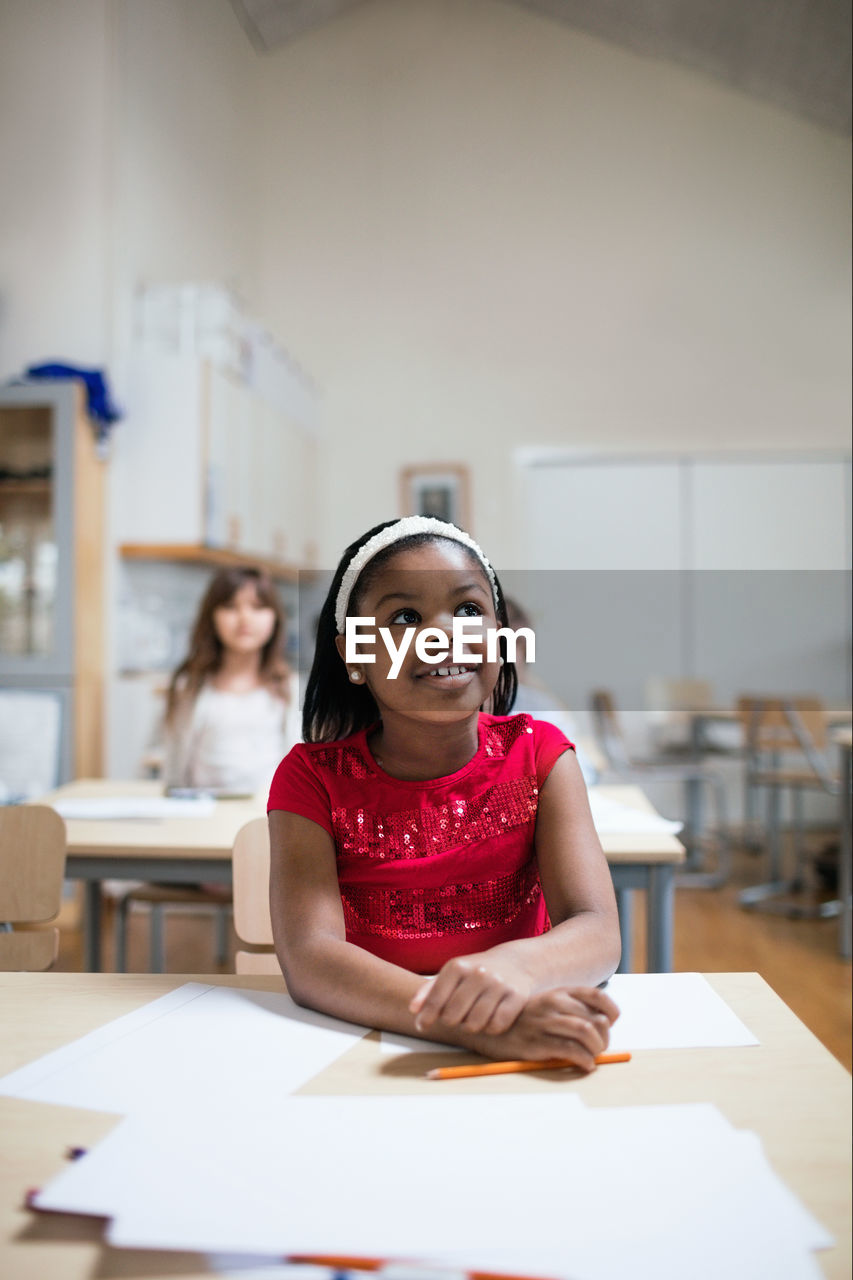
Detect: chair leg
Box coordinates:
(214, 906, 230, 967)
(115, 896, 129, 972)
(739, 784, 791, 908)
(789, 789, 806, 893)
(150, 905, 166, 973)
(739, 783, 840, 918)
(677, 774, 731, 889)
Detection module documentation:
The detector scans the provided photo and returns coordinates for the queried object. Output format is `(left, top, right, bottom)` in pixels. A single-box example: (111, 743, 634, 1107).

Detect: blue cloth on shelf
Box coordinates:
(25, 363, 121, 441)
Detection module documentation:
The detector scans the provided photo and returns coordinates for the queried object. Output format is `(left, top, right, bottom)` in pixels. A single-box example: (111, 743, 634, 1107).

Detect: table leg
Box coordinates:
(83, 881, 102, 972)
(684, 774, 703, 867)
(615, 889, 633, 974)
(647, 865, 674, 972)
(840, 741, 852, 961)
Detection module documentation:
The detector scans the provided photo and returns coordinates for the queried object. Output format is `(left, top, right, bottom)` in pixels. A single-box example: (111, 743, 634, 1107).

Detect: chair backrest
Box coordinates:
(589, 689, 632, 771)
(645, 678, 714, 753)
(736, 696, 834, 786)
(232, 816, 279, 975)
(737, 696, 826, 750)
(0, 805, 67, 971)
(646, 677, 714, 714)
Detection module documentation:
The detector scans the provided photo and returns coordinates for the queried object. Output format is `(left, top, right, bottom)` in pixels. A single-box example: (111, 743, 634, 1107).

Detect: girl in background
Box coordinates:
(268, 517, 620, 1067)
(164, 566, 299, 797)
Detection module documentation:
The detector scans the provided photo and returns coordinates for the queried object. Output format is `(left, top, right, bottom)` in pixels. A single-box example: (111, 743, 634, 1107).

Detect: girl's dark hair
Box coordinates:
(302, 519, 517, 742)
(165, 566, 290, 724)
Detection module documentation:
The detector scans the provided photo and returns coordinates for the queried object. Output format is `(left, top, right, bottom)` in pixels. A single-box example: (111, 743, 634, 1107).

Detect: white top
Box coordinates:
(163, 681, 300, 795)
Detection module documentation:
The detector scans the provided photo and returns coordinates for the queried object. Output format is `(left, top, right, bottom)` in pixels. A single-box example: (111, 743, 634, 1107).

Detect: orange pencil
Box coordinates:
(426, 1052, 631, 1080)
(290, 1258, 553, 1280)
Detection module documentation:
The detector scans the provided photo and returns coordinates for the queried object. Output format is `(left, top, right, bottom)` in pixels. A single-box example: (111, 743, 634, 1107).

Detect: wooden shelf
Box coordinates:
(118, 543, 313, 582)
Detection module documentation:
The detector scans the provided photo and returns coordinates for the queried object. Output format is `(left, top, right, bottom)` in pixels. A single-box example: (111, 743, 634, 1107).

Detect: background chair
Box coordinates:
(0, 805, 67, 970)
(232, 816, 279, 975)
(114, 881, 232, 973)
(737, 696, 841, 916)
(645, 677, 716, 757)
(590, 688, 730, 888)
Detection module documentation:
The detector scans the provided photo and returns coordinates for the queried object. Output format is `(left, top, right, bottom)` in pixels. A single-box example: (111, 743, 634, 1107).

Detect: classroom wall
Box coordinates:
(251, 0, 852, 567)
(1, 0, 850, 779)
(0, 0, 260, 384)
(109, 0, 261, 367)
(2, 0, 849, 570)
(0, 0, 111, 376)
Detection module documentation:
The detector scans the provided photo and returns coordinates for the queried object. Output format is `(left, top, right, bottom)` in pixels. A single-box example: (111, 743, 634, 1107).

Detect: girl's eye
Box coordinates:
(455, 601, 483, 617)
(389, 608, 421, 626)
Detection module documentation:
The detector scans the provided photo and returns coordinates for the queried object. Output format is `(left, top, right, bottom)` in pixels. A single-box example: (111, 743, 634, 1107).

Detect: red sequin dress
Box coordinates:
(267, 713, 574, 974)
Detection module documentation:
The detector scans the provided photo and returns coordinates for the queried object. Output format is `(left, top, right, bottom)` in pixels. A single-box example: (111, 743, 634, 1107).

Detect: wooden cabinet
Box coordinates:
(117, 353, 318, 574)
(0, 381, 106, 778)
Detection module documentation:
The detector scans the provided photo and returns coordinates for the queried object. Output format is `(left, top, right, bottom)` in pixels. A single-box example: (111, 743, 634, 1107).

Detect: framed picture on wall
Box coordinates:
(399, 464, 471, 530)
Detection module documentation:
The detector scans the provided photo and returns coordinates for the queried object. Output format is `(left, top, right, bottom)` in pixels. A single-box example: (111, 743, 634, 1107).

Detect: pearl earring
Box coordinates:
(349, 669, 363, 683)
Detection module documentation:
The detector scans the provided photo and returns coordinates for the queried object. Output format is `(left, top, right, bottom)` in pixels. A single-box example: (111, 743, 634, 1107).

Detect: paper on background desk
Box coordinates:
(33, 1095, 830, 1279)
(380, 971, 759, 1055)
(0, 984, 368, 1114)
(588, 791, 683, 835)
(51, 794, 218, 820)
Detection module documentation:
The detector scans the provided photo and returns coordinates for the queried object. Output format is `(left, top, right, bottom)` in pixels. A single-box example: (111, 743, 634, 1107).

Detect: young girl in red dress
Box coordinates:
(268, 517, 621, 1067)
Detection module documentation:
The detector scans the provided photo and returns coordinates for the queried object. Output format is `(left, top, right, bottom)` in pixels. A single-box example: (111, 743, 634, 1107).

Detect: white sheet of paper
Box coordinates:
(0, 983, 368, 1114)
(588, 792, 683, 835)
(379, 971, 759, 1055)
(34, 1096, 829, 1278)
(51, 795, 217, 819)
(604, 972, 759, 1050)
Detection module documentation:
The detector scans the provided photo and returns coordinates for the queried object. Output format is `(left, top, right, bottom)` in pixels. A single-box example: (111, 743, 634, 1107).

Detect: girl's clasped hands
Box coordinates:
(409, 953, 620, 1072)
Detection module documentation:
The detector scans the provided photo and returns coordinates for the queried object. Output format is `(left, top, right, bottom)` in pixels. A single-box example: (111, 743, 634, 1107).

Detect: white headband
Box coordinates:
(335, 516, 499, 633)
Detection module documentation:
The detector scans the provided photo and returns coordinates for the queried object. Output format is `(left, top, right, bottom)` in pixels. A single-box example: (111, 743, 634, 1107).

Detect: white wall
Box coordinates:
(110, 0, 261, 365)
(2, 0, 849, 571)
(0, 0, 111, 376)
(1, 0, 850, 777)
(0, 0, 260, 383)
(252, 0, 852, 567)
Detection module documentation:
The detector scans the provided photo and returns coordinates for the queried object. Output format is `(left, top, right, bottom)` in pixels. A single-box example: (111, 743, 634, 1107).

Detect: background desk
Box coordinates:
(0, 971, 849, 1280)
(40, 779, 684, 973)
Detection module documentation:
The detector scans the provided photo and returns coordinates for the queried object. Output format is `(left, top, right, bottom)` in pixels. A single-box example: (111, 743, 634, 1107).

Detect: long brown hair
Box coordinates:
(165, 567, 290, 724)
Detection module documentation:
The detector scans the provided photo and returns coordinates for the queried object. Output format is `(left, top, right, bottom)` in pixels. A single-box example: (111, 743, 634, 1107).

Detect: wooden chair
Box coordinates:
(589, 688, 730, 887)
(0, 805, 67, 970)
(232, 817, 279, 975)
(737, 696, 841, 915)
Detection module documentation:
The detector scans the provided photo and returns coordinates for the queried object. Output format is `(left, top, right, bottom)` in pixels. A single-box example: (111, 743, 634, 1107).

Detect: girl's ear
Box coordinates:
(334, 633, 348, 665)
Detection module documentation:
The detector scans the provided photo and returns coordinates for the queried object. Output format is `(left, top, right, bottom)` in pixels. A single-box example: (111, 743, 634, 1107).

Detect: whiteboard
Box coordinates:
(520, 460, 684, 570)
(516, 452, 851, 709)
(691, 459, 849, 570)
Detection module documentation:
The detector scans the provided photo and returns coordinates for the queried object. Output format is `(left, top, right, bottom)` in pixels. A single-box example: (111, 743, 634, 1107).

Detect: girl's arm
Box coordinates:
(268, 805, 617, 1067)
(409, 749, 622, 1037)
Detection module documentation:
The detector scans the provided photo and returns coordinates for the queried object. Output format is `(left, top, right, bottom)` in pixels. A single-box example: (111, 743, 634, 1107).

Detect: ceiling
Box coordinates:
(229, 0, 852, 135)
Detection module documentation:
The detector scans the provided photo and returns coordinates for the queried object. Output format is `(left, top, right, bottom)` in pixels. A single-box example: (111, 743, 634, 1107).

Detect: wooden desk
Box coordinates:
(37, 780, 264, 971)
(0, 972, 849, 1280)
(39, 779, 684, 974)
